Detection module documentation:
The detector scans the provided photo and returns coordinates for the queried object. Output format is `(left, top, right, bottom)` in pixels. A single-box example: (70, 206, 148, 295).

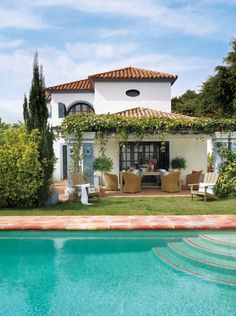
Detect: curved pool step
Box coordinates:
(154, 246, 236, 286)
(200, 234, 236, 247)
(184, 237, 236, 257)
(168, 242, 236, 270)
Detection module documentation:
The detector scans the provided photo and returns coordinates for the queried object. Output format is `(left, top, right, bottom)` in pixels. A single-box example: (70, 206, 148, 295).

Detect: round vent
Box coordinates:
(126, 89, 140, 97)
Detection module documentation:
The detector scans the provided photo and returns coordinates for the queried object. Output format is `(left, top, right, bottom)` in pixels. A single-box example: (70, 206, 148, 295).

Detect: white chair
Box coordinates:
(190, 172, 219, 202)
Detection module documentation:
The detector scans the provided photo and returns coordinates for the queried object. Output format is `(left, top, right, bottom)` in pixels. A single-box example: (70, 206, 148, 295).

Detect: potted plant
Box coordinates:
(93, 155, 113, 196)
(171, 156, 186, 170)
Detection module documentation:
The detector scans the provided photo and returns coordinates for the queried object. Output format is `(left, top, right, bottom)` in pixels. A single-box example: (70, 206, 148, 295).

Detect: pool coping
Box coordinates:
(0, 215, 235, 230)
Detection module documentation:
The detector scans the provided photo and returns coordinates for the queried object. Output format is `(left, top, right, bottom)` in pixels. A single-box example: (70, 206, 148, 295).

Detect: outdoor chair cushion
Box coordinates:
(186, 170, 202, 190)
(190, 172, 219, 202)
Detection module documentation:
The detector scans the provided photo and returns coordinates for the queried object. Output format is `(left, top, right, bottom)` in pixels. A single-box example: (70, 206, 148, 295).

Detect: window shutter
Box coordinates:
(47, 103, 52, 118)
(58, 103, 66, 118)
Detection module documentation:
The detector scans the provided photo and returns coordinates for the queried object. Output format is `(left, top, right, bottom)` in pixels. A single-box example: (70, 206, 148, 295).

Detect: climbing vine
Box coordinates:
(95, 130, 108, 156)
(60, 113, 236, 173)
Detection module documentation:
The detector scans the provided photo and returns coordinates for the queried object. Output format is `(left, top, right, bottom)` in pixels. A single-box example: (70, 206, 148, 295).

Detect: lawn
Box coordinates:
(0, 196, 236, 216)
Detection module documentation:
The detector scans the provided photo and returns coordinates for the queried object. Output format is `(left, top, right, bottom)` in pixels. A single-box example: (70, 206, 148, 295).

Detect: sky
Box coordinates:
(0, 0, 236, 123)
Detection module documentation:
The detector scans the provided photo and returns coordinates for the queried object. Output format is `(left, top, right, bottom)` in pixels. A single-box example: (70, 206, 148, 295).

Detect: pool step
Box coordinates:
(154, 234, 236, 286)
(200, 234, 236, 248)
(168, 242, 236, 269)
(155, 246, 236, 286)
(184, 237, 236, 257)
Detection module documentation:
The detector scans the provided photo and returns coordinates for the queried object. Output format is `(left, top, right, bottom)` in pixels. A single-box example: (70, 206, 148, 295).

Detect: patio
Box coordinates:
(54, 180, 190, 202)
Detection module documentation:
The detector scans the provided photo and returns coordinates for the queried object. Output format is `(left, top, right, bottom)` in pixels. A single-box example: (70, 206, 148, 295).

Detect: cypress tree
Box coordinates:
(23, 52, 55, 205)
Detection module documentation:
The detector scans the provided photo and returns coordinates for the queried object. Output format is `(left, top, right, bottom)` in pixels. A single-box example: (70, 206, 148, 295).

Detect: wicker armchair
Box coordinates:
(186, 170, 202, 190)
(104, 172, 119, 191)
(161, 171, 181, 193)
(122, 172, 141, 193)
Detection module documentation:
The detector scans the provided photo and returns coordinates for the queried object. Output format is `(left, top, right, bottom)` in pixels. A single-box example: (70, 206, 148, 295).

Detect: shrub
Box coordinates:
(171, 156, 186, 170)
(215, 148, 236, 198)
(0, 126, 44, 208)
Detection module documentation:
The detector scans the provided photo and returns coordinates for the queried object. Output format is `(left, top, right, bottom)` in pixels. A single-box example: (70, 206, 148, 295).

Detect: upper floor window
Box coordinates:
(67, 102, 95, 116)
(58, 103, 66, 118)
(126, 89, 140, 97)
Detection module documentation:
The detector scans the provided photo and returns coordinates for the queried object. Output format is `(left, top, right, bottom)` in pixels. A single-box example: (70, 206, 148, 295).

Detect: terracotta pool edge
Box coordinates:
(0, 215, 235, 231)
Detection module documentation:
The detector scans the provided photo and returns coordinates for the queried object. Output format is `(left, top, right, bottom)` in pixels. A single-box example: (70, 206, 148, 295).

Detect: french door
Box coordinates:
(119, 142, 169, 171)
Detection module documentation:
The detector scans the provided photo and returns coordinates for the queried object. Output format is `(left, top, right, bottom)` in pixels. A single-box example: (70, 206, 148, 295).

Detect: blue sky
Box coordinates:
(0, 0, 236, 123)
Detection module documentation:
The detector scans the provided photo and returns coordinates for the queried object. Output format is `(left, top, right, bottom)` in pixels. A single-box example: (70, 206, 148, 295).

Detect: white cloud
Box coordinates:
(98, 28, 137, 39)
(0, 98, 23, 123)
(29, 0, 224, 38)
(64, 42, 137, 60)
(0, 8, 50, 30)
(0, 37, 24, 50)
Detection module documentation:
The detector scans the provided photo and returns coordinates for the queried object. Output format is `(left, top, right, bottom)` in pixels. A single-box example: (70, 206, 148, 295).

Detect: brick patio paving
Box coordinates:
(0, 215, 235, 230)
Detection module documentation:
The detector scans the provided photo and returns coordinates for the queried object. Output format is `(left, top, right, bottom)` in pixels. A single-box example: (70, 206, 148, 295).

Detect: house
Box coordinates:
(46, 66, 211, 185)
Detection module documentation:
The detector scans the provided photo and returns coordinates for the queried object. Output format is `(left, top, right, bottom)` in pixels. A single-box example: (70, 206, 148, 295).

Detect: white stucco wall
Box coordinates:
(168, 134, 209, 181)
(48, 92, 94, 127)
(94, 134, 210, 184)
(94, 81, 171, 114)
(48, 80, 172, 128)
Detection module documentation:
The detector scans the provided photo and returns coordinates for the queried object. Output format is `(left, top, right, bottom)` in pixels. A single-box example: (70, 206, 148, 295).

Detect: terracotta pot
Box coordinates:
(99, 188, 106, 197)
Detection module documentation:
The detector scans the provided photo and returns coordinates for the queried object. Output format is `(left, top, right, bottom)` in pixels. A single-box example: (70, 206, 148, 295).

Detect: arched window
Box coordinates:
(67, 102, 95, 116)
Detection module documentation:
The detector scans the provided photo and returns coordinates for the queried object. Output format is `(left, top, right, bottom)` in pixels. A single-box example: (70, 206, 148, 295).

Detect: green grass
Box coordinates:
(0, 196, 236, 216)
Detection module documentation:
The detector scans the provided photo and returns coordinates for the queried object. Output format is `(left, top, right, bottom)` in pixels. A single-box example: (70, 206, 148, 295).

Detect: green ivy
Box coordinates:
(215, 148, 236, 198)
(61, 113, 236, 137)
(61, 113, 236, 175)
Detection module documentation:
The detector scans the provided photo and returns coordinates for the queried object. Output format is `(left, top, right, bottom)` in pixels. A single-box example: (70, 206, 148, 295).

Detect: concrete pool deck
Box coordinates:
(0, 215, 235, 230)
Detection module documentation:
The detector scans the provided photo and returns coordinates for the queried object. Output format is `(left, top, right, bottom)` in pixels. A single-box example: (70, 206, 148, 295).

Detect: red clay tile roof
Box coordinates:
(47, 67, 177, 92)
(90, 66, 177, 83)
(47, 79, 93, 92)
(114, 107, 192, 120)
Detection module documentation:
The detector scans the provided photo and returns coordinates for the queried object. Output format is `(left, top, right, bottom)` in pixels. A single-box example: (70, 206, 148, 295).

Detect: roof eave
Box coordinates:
(46, 88, 94, 94)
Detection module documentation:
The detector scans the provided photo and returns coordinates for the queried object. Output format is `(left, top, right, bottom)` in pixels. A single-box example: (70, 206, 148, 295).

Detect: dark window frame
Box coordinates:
(58, 102, 66, 118)
(67, 102, 94, 116)
(119, 141, 169, 171)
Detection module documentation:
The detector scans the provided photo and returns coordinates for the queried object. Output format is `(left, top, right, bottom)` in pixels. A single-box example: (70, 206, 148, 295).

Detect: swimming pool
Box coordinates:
(0, 230, 235, 316)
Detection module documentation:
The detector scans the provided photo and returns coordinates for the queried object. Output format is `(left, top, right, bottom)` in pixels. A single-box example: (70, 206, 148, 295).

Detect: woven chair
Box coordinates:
(71, 173, 99, 201)
(190, 172, 219, 202)
(186, 170, 202, 190)
(104, 172, 119, 191)
(122, 172, 141, 193)
(161, 171, 181, 193)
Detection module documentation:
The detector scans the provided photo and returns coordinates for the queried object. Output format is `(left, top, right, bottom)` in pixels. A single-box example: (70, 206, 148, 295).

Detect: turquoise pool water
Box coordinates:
(0, 230, 235, 316)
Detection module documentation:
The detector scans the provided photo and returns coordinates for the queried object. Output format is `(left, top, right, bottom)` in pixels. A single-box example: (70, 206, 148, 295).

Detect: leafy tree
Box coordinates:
(0, 126, 44, 208)
(200, 64, 235, 117)
(172, 39, 236, 118)
(171, 90, 201, 116)
(23, 53, 55, 205)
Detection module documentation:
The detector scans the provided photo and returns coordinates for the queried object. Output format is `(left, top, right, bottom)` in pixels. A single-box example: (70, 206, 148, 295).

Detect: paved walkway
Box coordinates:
(0, 215, 235, 230)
